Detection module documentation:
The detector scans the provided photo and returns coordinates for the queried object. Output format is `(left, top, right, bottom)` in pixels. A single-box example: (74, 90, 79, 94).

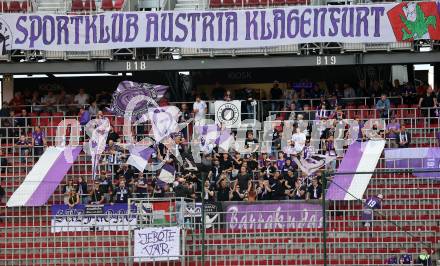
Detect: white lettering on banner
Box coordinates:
(2, 2, 437, 51)
(226, 205, 323, 230)
(51, 205, 137, 233)
(134, 227, 180, 262)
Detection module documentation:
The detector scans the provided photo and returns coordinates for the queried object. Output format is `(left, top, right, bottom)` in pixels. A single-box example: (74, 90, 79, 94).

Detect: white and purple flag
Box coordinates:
(7, 146, 82, 207)
(158, 164, 176, 183)
(148, 106, 180, 142)
(196, 124, 234, 153)
(126, 146, 156, 172)
(326, 140, 385, 201)
(108, 81, 168, 120)
(83, 118, 110, 179)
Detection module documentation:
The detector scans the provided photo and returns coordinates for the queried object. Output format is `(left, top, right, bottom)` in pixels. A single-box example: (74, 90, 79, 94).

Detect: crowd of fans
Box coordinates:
(0, 79, 440, 208)
(0, 80, 438, 264)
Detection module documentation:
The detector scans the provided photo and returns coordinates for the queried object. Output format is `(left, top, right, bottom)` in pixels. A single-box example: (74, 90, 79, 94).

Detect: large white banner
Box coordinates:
(134, 226, 180, 262)
(215, 100, 241, 128)
(0, 2, 439, 51)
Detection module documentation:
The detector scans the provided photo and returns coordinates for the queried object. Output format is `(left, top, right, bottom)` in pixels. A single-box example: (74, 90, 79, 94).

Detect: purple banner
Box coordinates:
(385, 148, 440, 179)
(223, 201, 322, 230)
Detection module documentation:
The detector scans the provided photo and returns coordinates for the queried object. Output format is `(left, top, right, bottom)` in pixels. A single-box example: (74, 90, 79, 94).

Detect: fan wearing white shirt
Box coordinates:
(291, 127, 307, 155)
(193, 95, 207, 126)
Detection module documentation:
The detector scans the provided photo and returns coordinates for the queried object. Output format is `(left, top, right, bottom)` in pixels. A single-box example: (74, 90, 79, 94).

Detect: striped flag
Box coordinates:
(158, 164, 176, 183)
(7, 146, 82, 207)
(326, 140, 386, 201)
(127, 146, 155, 172)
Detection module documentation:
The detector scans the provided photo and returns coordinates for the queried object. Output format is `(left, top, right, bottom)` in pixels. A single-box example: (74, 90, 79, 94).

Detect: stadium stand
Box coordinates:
(0, 80, 440, 264)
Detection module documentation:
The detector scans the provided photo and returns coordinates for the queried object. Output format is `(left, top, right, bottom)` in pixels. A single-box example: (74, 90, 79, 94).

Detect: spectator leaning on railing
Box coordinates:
(375, 93, 390, 119)
(31, 126, 46, 157)
(362, 193, 383, 227)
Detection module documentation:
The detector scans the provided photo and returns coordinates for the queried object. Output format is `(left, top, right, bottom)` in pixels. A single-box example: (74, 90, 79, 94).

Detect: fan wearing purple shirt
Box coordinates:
(32, 126, 46, 157)
(386, 118, 400, 148)
(276, 152, 286, 170)
(362, 194, 383, 227)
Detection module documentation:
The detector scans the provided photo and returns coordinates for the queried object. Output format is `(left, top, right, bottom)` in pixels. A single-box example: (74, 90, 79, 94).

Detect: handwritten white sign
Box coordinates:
(134, 226, 180, 262)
